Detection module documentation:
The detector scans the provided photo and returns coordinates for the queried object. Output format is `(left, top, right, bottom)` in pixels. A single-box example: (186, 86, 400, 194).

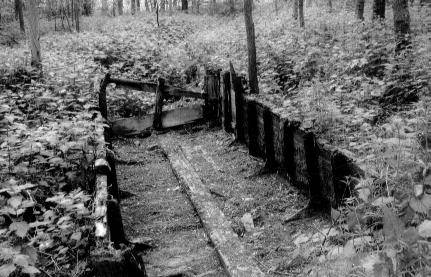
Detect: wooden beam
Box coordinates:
(153, 78, 165, 130)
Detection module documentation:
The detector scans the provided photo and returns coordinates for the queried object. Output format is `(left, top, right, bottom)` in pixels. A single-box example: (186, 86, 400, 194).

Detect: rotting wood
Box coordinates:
(204, 68, 221, 122)
(247, 100, 259, 157)
(99, 73, 111, 119)
(153, 78, 165, 130)
(111, 105, 204, 136)
(160, 140, 265, 277)
(107, 197, 127, 245)
(304, 132, 329, 211)
(282, 120, 296, 180)
(255, 102, 266, 157)
(263, 107, 275, 169)
(221, 71, 232, 132)
(229, 63, 245, 141)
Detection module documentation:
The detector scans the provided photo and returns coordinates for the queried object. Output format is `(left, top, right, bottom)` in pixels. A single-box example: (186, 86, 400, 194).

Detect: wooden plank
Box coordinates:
(161, 105, 204, 128)
(99, 73, 111, 119)
(111, 105, 204, 136)
(263, 108, 275, 167)
(229, 63, 237, 132)
(153, 78, 165, 130)
(160, 141, 265, 277)
(221, 71, 232, 132)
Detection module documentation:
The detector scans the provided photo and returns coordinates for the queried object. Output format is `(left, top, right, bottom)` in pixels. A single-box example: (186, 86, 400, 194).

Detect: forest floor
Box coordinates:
(0, 2, 430, 276)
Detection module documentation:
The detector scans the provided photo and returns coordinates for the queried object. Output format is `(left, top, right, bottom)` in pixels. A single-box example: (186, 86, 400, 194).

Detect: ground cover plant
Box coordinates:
(1, 0, 430, 276)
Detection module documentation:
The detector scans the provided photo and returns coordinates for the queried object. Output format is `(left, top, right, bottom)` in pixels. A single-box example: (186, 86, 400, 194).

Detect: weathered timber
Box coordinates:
(255, 102, 266, 157)
(242, 98, 250, 146)
(229, 63, 245, 141)
(221, 71, 232, 132)
(247, 100, 259, 156)
(99, 73, 111, 119)
(304, 132, 329, 211)
(107, 151, 120, 201)
(160, 141, 265, 277)
(94, 174, 108, 239)
(162, 105, 203, 128)
(263, 108, 276, 168)
(108, 77, 205, 99)
(283, 120, 296, 180)
(292, 127, 310, 190)
(107, 198, 127, 245)
(153, 78, 165, 130)
(316, 144, 336, 207)
(204, 68, 221, 122)
(111, 105, 204, 136)
(229, 63, 237, 132)
(272, 113, 286, 167)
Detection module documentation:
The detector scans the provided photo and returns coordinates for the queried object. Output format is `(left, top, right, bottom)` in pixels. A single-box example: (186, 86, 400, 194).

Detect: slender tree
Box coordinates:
(356, 0, 365, 20)
(75, 0, 80, 32)
(328, 0, 333, 12)
(102, 0, 108, 15)
(298, 0, 304, 27)
(28, 0, 41, 71)
(15, 0, 25, 33)
(137, 0, 141, 11)
(244, 0, 259, 94)
(182, 0, 188, 10)
(293, 0, 298, 19)
(372, 0, 385, 19)
(118, 0, 124, 14)
(393, 0, 411, 53)
(131, 0, 136, 14)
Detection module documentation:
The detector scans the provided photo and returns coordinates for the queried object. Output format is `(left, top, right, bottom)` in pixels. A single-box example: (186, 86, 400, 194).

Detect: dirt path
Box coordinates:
(114, 135, 227, 277)
(114, 126, 333, 276)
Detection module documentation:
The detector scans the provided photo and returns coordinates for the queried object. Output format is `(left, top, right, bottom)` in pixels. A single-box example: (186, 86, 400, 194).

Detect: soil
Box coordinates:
(114, 126, 336, 276)
(114, 135, 227, 277)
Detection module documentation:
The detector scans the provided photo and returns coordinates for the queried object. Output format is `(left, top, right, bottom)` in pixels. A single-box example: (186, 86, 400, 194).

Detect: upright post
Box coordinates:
(221, 71, 232, 132)
(99, 73, 111, 119)
(229, 62, 244, 141)
(204, 68, 221, 123)
(153, 78, 165, 130)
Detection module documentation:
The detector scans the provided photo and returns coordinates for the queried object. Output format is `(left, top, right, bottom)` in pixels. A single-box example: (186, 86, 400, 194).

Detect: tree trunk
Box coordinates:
(102, 0, 108, 15)
(356, 0, 365, 20)
(244, 0, 259, 94)
(298, 0, 304, 27)
(28, 0, 41, 71)
(372, 0, 385, 19)
(393, 0, 411, 53)
(328, 0, 333, 12)
(15, 0, 25, 33)
(182, 0, 188, 10)
(131, 0, 136, 14)
(229, 0, 235, 13)
(293, 0, 298, 19)
(75, 0, 80, 32)
(145, 0, 150, 11)
(118, 0, 124, 14)
(211, 0, 216, 14)
(137, 0, 141, 11)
